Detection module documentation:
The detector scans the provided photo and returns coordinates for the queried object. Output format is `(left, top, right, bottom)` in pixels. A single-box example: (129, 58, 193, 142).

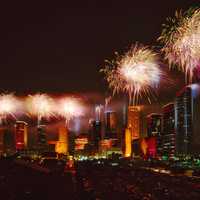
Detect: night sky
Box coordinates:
(0, 0, 198, 95)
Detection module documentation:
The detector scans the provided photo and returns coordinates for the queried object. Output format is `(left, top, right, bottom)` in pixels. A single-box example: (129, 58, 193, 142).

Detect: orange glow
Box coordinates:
(141, 138, 148, 156)
(128, 106, 140, 140)
(100, 139, 112, 150)
(55, 142, 68, 154)
(125, 128, 132, 157)
(75, 138, 88, 150)
(55, 126, 68, 154)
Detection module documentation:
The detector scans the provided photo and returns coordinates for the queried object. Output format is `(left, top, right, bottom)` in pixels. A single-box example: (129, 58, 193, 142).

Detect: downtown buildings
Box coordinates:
(126, 83, 200, 159)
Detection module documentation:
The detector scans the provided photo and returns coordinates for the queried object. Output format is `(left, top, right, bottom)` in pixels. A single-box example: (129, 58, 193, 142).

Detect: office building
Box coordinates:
(146, 113, 162, 156)
(162, 103, 175, 157)
(127, 106, 140, 140)
(55, 126, 68, 154)
(125, 128, 132, 157)
(104, 111, 117, 139)
(15, 121, 28, 150)
(175, 84, 200, 155)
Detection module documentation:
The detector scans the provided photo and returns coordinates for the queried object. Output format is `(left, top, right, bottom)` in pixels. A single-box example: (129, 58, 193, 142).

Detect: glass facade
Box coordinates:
(175, 84, 200, 155)
(162, 103, 175, 157)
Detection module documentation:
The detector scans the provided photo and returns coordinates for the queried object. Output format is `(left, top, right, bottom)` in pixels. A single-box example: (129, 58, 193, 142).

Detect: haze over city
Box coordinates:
(0, 1, 200, 200)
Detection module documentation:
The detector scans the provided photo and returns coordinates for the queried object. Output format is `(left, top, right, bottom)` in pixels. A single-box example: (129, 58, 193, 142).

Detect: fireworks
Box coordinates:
(101, 44, 163, 105)
(158, 7, 200, 82)
(56, 97, 83, 124)
(0, 94, 20, 121)
(26, 93, 54, 124)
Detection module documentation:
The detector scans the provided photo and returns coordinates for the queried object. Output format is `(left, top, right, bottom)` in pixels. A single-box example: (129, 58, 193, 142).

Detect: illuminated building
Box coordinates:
(162, 103, 175, 157)
(127, 106, 140, 140)
(15, 121, 28, 150)
(146, 113, 162, 156)
(75, 135, 88, 150)
(175, 84, 200, 155)
(125, 128, 132, 157)
(104, 111, 117, 139)
(100, 139, 112, 151)
(95, 104, 104, 121)
(55, 126, 68, 154)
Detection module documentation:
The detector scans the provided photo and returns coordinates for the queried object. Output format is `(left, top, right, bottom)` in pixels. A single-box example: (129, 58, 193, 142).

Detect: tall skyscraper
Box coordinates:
(162, 103, 175, 158)
(55, 126, 68, 154)
(175, 84, 200, 155)
(37, 125, 47, 151)
(127, 106, 140, 140)
(15, 121, 28, 150)
(88, 119, 101, 152)
(104, 111, 117, 139)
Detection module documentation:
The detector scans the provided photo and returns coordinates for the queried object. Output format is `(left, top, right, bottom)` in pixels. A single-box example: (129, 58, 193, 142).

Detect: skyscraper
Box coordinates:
(146, 113, 162, 137)
(37, 125, 47, 151)
(125, 128, 132, 157)
(104, 111, 117, 139)
(146, 113, 162, 156)
(162, 103, 175, 158)
(55, 125, 68, 154)
(175, 84, 200, 156)
(88, 119, 101, 152)
(127, 106, 140, 140)
(15, 121, 28, 150)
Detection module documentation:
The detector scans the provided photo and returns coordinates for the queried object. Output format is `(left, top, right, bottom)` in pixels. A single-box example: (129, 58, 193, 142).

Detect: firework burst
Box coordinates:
(26, 93, 54, 125)
(0, 93, 21, 122)
(101, 44, 163, 105)
(56, 97, 83, 125)
(158, 7, 200, 82)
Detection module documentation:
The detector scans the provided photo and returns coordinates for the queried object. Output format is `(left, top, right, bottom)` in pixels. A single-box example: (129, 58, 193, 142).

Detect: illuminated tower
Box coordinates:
(125, 128, 132, 157)
(127, 106, 140, 140)
(55, 126, 68, 154)
(15, 121, 28, 150)
(175, 84, 200, 156)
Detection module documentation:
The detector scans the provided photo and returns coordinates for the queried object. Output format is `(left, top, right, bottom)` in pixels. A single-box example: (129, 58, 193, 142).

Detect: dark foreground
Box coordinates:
(1, 158, 200, 200)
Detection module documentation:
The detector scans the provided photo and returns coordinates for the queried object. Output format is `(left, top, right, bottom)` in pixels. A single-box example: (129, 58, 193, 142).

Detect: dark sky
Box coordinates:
(0, 0, 198, 95)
